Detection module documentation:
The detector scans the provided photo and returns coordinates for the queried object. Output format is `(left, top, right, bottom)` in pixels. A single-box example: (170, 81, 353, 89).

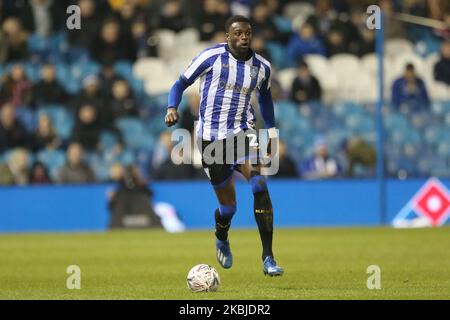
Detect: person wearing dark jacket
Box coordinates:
(57, 142, 96, 184)
(0, 103, 29, 153)
(290, 62, 322, 104)
(70, 104, 103, 151)
(19, 0, 65, 36)
(391, 63, 429, 111)
(32, 64, 67, 107)
(0, 17, 29, 64)
(273, 140, 299, 178)
(434, 41, 450, 86)
(108, 165, 163, 229)
(68, 0, 102, 48)
(108, 80, 139, 120)
(90, 18, 136, 64)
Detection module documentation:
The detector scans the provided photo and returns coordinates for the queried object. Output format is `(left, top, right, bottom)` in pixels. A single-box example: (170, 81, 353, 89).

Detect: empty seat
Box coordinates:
(133, 57, 167, 80)
(176, 28, 200, 46)
(36, 149, 66, 179)
(386, 38, 414, 58)
(277, 68, 297, 93)
(114, 60, 134, 82)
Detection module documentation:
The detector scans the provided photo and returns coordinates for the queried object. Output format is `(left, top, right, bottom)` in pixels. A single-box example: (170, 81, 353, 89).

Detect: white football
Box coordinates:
(186, 264, 220, 292)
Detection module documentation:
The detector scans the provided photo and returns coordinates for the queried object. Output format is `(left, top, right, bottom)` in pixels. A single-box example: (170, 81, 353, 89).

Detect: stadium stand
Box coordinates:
(1, 0, 450, 185)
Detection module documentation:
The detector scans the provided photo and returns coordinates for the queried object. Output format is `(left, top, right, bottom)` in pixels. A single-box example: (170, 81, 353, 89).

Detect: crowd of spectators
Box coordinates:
(0, 0, 449, 186)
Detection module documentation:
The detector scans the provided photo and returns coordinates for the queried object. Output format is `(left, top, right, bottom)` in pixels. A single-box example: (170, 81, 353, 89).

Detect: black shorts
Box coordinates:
(199, 129, 261, 188)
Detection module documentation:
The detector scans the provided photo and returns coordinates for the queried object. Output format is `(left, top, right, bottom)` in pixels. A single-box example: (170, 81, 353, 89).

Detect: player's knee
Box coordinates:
(250, 175, 268, 194)
(219, 204, 236, 219)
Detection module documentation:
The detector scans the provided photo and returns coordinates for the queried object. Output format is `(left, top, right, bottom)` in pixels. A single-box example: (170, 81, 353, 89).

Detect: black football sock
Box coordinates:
(214, 206, 235, 241)
(253, 190, 274, 260)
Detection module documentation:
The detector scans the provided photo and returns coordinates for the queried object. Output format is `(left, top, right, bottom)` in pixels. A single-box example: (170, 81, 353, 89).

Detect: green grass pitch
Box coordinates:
(0, 227, 449, 299)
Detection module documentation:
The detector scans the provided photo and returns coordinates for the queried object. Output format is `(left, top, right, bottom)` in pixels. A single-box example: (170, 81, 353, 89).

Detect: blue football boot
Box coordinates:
(263, 256, 284, 276)
(216, 239, 233, 269)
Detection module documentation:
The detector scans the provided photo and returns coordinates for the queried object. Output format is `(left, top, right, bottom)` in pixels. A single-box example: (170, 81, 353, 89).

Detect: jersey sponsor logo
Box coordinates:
(250, 66, 259, 79)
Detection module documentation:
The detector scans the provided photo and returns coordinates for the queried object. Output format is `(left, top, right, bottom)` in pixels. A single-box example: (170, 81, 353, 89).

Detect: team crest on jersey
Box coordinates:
(250, 66, 259, 79)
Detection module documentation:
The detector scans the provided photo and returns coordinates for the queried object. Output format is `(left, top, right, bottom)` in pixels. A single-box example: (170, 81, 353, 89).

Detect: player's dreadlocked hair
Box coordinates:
(225, 15, 251, 32)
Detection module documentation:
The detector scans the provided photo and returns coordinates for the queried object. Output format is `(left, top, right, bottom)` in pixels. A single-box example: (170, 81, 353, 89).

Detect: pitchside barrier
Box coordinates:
(0, 178, 449, 232)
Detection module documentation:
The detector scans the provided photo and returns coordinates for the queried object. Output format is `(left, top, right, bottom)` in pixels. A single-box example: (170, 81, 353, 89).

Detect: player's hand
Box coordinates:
(165, 107, 179, 127)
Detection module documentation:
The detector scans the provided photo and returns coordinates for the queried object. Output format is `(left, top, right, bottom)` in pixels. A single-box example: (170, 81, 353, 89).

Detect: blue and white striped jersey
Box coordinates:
(180, 43, 273, 141)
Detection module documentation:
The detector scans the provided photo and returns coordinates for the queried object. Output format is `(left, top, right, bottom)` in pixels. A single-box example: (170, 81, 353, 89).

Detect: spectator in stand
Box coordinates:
(0, 103, 29, 153)
(108, 165, 163, 229)
(379, 0, 407, 39)
(290, 62, 322, 104)
(131, 17, 159, 59)
(306, 0, 337, 38)
(392, 63, 430, 112)
(152, 131, 172, 172)
(31, 114, 61, 152)
(71, 103, 103, 151)
(197, 0, 229, 41)
(434, 40, 450, 85)
(179, 93, 199, 134)
(109, 79, 139, 120)
(68, 0, 101, 48)
(71, 75, 106, 122)
(358, 28, 376, 56)
(301, 137, 341, 180)
(19, 0, 65, 36)
(0, 148, 30, 185)
(115, 1, 138, 35)
(0, 64, 33, 107)
(32, 64, 67, 107)
(341, 137, 376, 178)
(29, 161, 52, 185)
(287, 23, 326, 66)
(252, 2, 287, 44)
(151, 132, 194, 180)
(0, 17, 29, 64)
(273, 140, 299, 178)
(325, 29, 348, 57)
(251, 35, 272, 61)
(57, 142, 96, 184)
(91, 18, 137, 64)
(98, 63, 123, 99)
(158, 0, 189, 32)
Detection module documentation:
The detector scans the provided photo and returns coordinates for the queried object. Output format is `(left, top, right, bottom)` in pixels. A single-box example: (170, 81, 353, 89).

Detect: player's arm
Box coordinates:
(165, 50, 214, 127)
(165, 77, 189, 127)
(257, 67, 278, 157)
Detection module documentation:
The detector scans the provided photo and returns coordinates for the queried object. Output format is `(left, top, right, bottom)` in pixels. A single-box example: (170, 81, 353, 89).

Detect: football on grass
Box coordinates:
(186, 264, 220, 292)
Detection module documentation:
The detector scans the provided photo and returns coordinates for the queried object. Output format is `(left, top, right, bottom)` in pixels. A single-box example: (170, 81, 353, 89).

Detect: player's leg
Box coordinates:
(201, 138, 237, 269)
(211, 179, 237, 269)
(213, 179, 236, 243)
(238, 155, 284, 276)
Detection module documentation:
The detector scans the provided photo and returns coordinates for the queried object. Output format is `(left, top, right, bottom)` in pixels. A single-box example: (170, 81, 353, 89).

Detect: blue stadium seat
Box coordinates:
(37, 105, 74, 140)
(130, 78, 146, 94)
(385, 112, 410, 131)
(266, 41, 288, 68)
(99, 130, 120, 151)
(70, 60, 100, 83)
(3, 149, 35, 166)
(274, 100, 298, 120)
(86, 152, 110, 181)
(114, 60, 134, 82)
(27, 33, 49, 53)
(15, 107, 37, 132)
(36, 149, 66, 180)
(103, 148, 136, 166)
(115, 117, 149, 149)
(64, 46, 90, 64)
(273, 15, 292, 33)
